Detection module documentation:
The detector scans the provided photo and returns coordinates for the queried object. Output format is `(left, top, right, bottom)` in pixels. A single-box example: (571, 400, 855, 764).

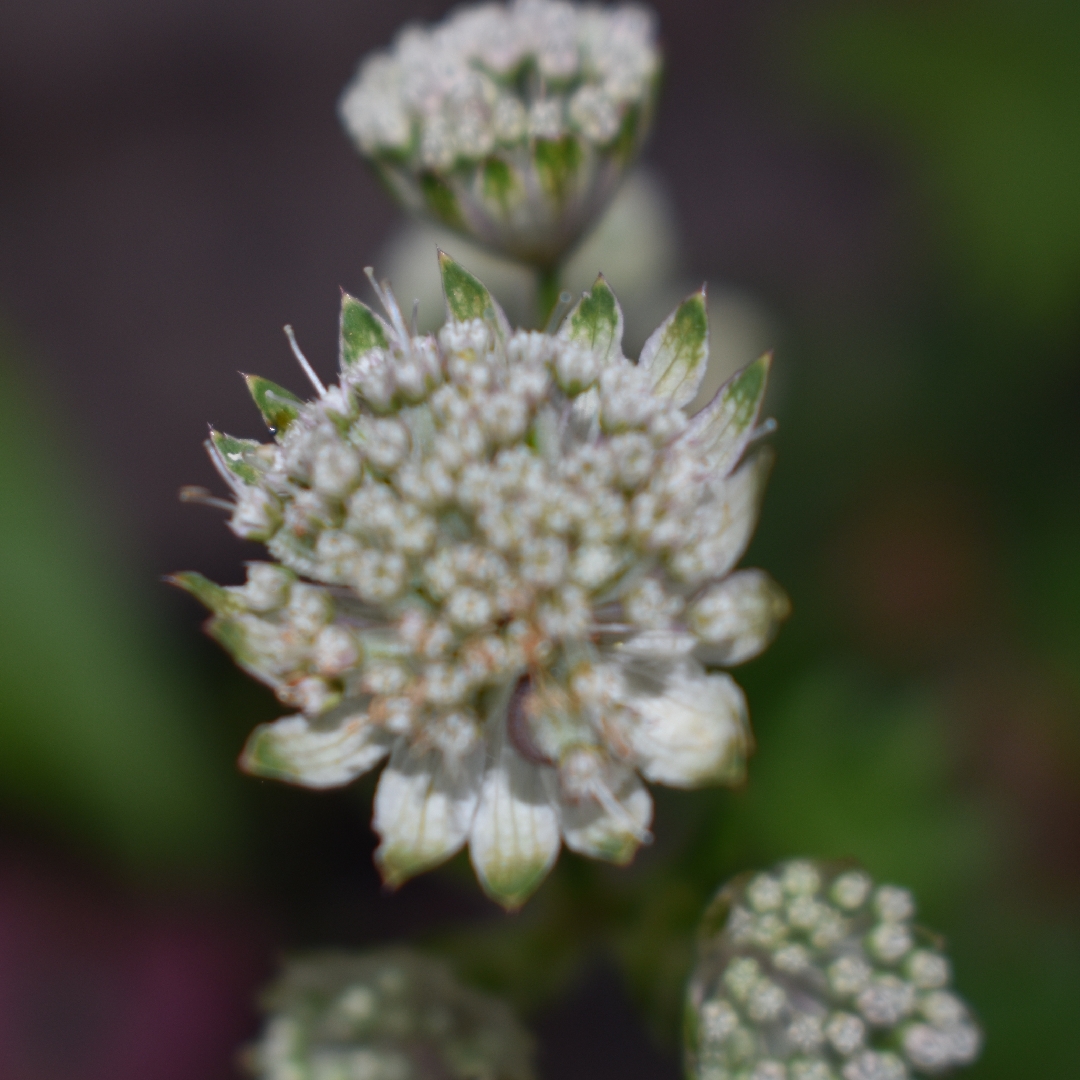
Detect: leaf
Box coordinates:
(680, 353, 772, 476)
(209, 430, 263, 485)
(639, 289, 709, 407)
(438, 250, 510, 341)
(560, 274, 624, 367)
(339, 291, 389, 368)
(244, 374, 302, 434)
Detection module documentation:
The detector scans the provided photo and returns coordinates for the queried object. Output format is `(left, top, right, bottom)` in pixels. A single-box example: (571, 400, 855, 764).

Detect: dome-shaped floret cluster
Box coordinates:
(174, 252, 787, 909)
(248, 949, 533, 1080)
(685, 861, 982, 1080)
(339, 0, 660, 265)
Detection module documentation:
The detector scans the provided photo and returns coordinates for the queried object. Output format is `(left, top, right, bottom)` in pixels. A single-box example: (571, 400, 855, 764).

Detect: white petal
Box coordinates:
(373, 737, 484, 887)
(689, 568, 791, 666)
(639, 289, 709, 407)
(240, 712, 392, 789)
(677, 447, 773, 583)
(677, 354, 771, 477)
(617, 662, 751, 788)
(546, 764, 653, 865)
(469, 725, 561, 910)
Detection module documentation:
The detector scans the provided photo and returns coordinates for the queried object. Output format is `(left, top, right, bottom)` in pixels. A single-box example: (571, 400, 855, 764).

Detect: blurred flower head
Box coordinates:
(175, 253, 785, 908)
(686, 860, 982, 1080)
(248, 949, 533, 1080)
(339, 0, 661, 268)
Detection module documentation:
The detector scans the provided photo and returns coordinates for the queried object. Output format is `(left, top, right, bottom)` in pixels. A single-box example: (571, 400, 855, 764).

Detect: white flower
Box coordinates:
(249, 948, 534, 1080)
(685, 861, 982, 1080)
(174, 253, 786, 908)
(338, 0, 661, 267)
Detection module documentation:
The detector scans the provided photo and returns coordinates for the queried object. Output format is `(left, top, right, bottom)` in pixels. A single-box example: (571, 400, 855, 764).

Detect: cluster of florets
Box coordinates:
(339, 0, 660, 265)
(175, 253, 786, 908)
(685, 861, 983, 1080)
(247, 949, 533, 1080)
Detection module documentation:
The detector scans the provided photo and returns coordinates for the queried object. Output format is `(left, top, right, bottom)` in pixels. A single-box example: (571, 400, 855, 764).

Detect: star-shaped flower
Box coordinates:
(174, 252, 788, 908)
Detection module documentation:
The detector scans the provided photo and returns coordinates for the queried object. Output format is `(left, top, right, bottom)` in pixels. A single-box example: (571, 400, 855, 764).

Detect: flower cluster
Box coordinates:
(339, 0, 660, 266)
(248, 949, 533, 1080)
(174, 252, 786, 908)
(685, 861, 982, 1080)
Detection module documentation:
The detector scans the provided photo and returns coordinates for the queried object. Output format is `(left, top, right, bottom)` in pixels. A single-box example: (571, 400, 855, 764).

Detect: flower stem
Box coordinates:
(536, 266, 561, 329)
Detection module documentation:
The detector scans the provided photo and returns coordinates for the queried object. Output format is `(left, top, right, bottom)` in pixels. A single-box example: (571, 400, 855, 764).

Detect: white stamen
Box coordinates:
(284, 324, 326, 397)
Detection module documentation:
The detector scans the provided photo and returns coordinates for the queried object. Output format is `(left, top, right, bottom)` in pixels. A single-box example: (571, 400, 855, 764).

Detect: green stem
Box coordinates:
(536, 265, 561, 329)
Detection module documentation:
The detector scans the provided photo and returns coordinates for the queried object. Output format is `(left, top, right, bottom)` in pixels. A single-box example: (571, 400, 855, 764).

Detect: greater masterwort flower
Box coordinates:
(685, 860, 983, 1080)
(174, 252, 787, 908)
(248, 949, 534, 1080)
(339, 0, 660, 268)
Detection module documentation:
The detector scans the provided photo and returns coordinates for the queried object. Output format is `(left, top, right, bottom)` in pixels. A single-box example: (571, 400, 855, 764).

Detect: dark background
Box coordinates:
(1, 1, 1078, 1078)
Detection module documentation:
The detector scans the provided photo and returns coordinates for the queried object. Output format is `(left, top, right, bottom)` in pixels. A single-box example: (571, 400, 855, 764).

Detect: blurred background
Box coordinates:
(1, 0, 1078, 1077)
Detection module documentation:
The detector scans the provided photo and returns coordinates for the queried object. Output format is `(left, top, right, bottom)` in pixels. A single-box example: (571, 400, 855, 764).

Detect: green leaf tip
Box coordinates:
(640, 288, 709, 408)
(438, 250, 498, 326)
(563, 274, 624, 364)
(209, 429, 263, 485)
(166, 571, 237, 616)
(244, 374, 302, 434)
(340, 292, 388, 367)
(680, 351, 773, 477)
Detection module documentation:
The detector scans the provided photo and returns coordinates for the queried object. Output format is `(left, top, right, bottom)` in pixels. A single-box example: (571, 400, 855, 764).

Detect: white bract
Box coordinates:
(686, 861, 982, 1080)
(339, 0, 661, 266)
(174, 252, 786, 908)
(249, 949, 534, 1080)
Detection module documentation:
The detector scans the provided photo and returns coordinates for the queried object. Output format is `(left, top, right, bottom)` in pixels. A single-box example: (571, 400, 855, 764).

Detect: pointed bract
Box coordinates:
(438, 250, 509, 343)
(166, 571, 238, 616)
(209, 430, 263, 486)
(681, 353, 772, 477)
(639, 288, 709, 408)
(469, 729, 561, 910)
(340, 291, 390, 367)
(241, 714, 392, 789)
(374, 739, 485, 888)
(560, 274, 624, 367)
(551, 766, 653, 864)
(244, 374, 303, 434)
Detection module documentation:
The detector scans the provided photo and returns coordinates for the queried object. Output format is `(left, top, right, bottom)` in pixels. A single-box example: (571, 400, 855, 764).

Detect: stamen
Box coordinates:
(179, 485, 235, 512)
(364, 266, 411, 345)
(283, 325, 326, 397)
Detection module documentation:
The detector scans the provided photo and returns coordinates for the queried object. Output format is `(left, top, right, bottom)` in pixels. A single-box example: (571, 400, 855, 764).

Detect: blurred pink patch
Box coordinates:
(0, 855, 269, 1080)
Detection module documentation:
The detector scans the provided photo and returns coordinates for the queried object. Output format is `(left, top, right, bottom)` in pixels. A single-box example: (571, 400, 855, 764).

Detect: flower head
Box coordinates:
(339, 0, 660, 267)
(248, 949, 533, 1080)
(685, 860, 983, 1080)
(174, 252, 786, 908)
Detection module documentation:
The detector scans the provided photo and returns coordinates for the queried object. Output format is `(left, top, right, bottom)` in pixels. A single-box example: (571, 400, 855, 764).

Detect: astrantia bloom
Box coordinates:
(685, 861, 983, 1080)
(339, 0, 660, 267)
(174, 253, 787, 908)
(249, 949, 533, 1080)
